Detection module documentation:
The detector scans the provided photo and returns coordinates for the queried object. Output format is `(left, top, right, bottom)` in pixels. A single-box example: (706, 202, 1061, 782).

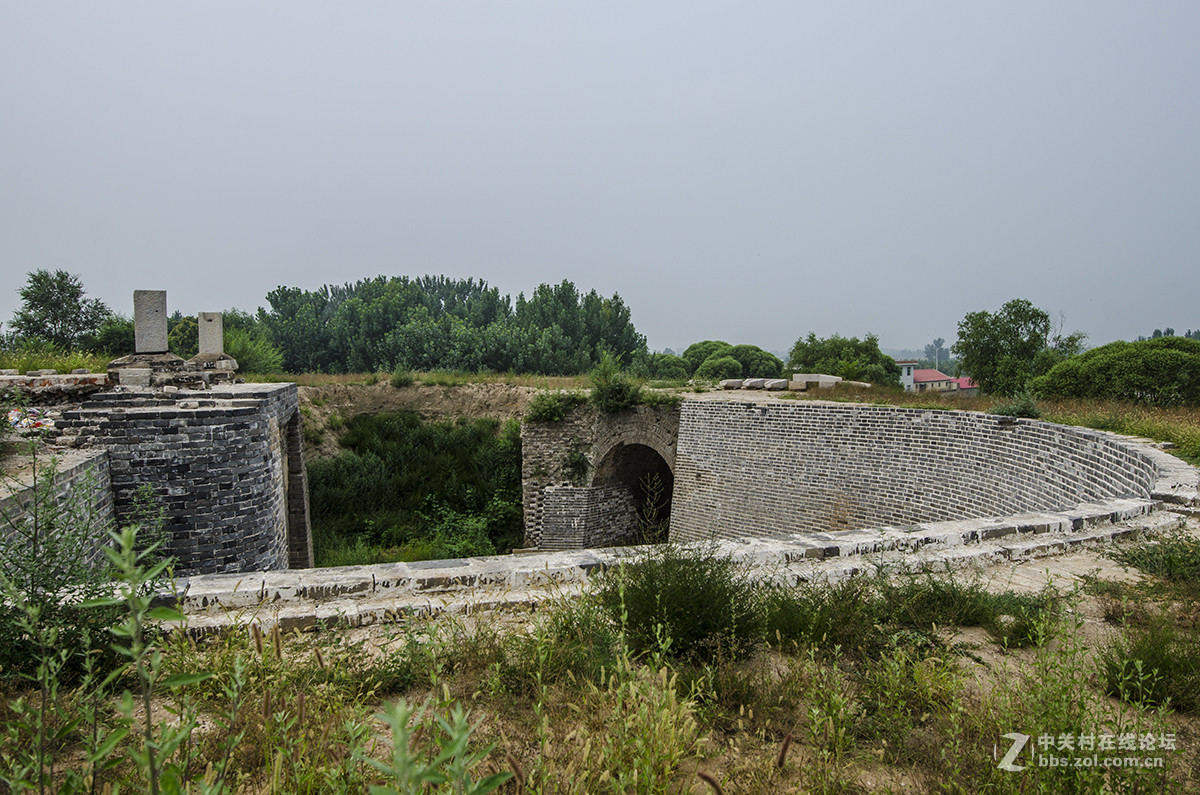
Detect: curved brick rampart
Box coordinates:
(669, 401, 1163, 542)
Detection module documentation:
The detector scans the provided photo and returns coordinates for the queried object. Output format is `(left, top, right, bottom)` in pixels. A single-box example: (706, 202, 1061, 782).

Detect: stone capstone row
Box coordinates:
(168, 497, 1181, 632)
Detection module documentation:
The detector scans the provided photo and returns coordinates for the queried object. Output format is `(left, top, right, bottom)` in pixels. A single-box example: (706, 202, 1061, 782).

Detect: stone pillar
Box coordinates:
(198, 312, 224, 356)
(133, 290, 168, 354)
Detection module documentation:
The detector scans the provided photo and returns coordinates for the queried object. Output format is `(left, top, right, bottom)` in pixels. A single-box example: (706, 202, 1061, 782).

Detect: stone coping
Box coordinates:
(173, 495, 1166, 617)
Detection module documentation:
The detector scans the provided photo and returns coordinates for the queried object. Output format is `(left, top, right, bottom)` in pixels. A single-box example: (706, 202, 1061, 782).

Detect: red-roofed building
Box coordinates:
(898, 363, 967, 394)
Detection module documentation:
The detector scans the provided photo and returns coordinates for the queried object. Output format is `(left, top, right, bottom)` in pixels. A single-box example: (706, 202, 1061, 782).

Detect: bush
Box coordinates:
(989, 390, 1042, 418)
(590, 351, 642, 413)
(0, 448, 157, 681)
(1101, 611, 1200, 711)
(390, 367, 414, 388)
(1032, 336, 1200, 406)
(693, 355, 742, 381)
(225, 326, 284, 373)
(727, 344, 783, 378)
(598, 543, 764, 662)
(526, 390, 588, 422)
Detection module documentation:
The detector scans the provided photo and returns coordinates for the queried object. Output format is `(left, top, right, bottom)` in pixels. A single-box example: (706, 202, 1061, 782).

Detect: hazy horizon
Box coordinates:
(4, 3, 1197, 355)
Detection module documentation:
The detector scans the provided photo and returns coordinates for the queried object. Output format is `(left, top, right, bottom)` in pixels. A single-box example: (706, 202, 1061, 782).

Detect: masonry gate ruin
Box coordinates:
(523, 397, 1195, 551)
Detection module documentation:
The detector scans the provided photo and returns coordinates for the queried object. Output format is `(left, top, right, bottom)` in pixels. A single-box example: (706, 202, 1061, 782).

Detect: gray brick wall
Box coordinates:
(59, 384, 312, 575)
(0, 449, 114, 567)
(670, 401, 1159, 542)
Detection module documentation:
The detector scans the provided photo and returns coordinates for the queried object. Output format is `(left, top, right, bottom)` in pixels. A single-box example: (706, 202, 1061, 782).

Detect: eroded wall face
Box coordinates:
(670, 401, 1159, 543)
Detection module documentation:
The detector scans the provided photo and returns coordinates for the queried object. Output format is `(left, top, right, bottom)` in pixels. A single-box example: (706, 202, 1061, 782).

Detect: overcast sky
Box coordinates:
(2, 2, 1197, 355)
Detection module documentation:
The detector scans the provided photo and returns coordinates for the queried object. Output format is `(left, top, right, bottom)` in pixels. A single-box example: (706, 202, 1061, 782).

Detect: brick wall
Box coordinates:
(670, 401, 1159, 542)
(59, 384, 312, 575)
(0, 448, 114, 567)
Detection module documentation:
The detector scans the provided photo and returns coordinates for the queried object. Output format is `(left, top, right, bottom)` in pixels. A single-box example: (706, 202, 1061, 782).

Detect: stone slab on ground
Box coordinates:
(169, 500, 1186, 632)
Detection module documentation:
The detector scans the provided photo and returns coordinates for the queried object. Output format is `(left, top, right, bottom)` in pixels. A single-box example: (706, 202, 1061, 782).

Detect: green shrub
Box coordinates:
(390, 367, 414, 388)
(589, 351, 642, 413)
(1033, 336, 1200, 406)
(598, 544, 765, 663)
(307, 413, 523, 565)
(639, 390, 682, 410)
(225, 326, 284, 373)
(1101, 611, 1200, 711)
(0, 447, 131, 681)
(989, 390, 1042, 418)
(525, 390, 588, 422)
(693, 355, 743, 381)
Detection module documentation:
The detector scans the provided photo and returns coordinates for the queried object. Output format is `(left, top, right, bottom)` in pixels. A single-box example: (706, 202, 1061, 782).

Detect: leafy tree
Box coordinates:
(1031, 336, 1200, 406)
(9, 270, 111, 349)
(694, 355, 743, 381)
(648, 353, 690, 380)
(259, 275, 644, 376)
(726, 344, 783, 379)
(167, 312, 198, 358)
(83, 315, 135, 356)
(953, 299, 1085, 396)
(787, 333, 900, 387)
(681, 340, 732, 374)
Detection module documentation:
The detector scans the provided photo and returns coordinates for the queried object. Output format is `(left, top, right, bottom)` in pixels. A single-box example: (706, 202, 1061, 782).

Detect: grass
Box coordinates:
(4, 532, 1195, 792)
(248, 370, 591, 390)
(0, 346, 109, 374)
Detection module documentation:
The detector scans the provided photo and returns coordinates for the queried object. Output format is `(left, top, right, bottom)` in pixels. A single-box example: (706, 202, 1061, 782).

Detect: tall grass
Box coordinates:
(0, 339, 109, 374)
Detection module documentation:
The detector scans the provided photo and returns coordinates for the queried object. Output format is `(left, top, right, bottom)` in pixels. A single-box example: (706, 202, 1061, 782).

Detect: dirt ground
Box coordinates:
(298, 381, 540, 458)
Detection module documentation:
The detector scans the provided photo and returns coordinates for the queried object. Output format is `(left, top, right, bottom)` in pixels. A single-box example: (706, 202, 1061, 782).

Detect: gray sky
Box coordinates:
(3, 2, 1198, 356)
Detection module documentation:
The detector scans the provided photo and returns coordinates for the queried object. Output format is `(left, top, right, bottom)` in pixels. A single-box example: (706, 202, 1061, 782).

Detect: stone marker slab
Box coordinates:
(719, 379, 743, 389)
(119, 368, 152, 387)
(198, 312, 223, 355)
(764, 379, 788, 390)
(134, 290, 168, 353)
(743, 378, 767, 389)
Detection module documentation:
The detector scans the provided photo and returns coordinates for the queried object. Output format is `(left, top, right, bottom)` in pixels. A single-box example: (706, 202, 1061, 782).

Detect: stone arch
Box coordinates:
(591, 442, 674, 542)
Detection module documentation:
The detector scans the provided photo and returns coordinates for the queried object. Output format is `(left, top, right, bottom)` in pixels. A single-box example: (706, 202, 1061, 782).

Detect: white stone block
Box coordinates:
(719, 379, 743, 389)
(134, 290, 168, 353)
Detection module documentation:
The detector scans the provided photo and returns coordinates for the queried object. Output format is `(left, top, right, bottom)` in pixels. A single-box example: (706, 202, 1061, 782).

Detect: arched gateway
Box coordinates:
(520, 403, 680, 550)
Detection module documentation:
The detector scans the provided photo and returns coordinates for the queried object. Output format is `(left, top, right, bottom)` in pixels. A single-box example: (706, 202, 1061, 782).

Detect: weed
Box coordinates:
(599, 543, 765, 663)
(589, 351, 642, 413)
(1101, 610, 1200, 711)
(989, 390, 1043, 418)
(525, 390, 587, 422)
(389, 367, 414, 388)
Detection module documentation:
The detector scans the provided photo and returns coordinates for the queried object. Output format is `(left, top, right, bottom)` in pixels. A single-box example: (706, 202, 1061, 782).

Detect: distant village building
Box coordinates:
(896, 360, 978, 395)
